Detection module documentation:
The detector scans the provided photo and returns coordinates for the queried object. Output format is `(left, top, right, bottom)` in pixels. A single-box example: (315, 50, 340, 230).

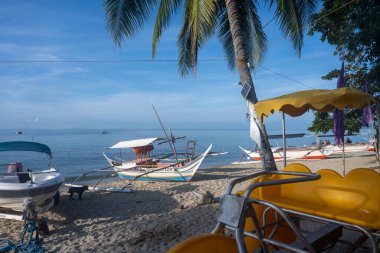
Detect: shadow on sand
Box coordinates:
(47, 188, 179, 243)
(192, 167, 256, 181)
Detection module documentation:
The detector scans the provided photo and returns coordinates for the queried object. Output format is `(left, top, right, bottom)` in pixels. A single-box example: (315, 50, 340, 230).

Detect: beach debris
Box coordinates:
(173, 191, 217, 209)
(193, 191, 214, 205)
(0, 220, 45, 253)
(0, 201, 45, 252)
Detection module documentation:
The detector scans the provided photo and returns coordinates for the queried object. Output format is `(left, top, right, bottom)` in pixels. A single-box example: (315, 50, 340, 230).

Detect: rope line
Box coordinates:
(314, 0, 355, 23)
(258, 65, 316, 90)
(0, 59, 225, 63)
(0, 221, 45, 253)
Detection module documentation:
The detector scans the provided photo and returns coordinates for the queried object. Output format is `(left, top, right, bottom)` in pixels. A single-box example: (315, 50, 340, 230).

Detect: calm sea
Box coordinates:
(0, 129, 372, 178)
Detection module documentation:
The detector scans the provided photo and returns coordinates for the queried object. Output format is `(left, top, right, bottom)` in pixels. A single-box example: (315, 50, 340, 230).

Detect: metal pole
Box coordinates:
(169, 128, 179, 161)
(342, 138, 346, 176)
(282, 112, 287, 168)
(152, 105, 179, 163)
(376, 100, 380, 168)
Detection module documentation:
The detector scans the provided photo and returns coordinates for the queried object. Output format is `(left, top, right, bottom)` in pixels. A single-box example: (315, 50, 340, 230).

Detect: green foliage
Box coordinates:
(308, 112, 333, 134)
(104, 0, 318, 76)
(152, 0, 182, 57)
(309, 0, 380, 94)
(344, 109, 362, 135)
(177, 0, 218, 76)
(104, 0, 158, 48)
(321, 69, 340, 80)
(272, 0, 317, 56)
(308, 110, 362, 135)
(307, 0, 379, 134)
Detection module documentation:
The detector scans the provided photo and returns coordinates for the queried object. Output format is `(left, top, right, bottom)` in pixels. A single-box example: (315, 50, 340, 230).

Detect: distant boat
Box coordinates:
(101, 130, 109, 134)
(16, 131, 22, 135)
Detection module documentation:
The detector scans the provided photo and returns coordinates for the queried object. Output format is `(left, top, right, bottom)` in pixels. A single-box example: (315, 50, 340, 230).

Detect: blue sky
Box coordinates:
(0, 1, 341, 131)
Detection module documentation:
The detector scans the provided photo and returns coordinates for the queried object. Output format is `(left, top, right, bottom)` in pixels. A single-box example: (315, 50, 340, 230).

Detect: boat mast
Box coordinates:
(152, 105, 179, 163)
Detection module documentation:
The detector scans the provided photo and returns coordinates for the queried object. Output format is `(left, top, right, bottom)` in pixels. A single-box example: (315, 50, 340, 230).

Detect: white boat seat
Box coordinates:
(0, 175, 19, 183)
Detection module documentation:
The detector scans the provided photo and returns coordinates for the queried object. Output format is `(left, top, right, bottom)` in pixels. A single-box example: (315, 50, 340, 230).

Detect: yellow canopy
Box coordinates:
(255, 87, 375, 120)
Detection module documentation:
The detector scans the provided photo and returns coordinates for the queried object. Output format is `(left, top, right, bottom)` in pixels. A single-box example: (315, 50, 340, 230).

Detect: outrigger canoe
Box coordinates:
(103, 138, 212, 182)
(239, 145, 331, 161)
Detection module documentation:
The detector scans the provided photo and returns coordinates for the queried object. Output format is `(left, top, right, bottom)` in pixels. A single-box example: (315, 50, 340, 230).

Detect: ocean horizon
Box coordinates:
(0, 128, 373, 179)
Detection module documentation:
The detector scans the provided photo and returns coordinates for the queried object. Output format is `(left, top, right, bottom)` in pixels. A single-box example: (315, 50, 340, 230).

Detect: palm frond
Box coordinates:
(177, 8, 192, 77)
(242, 0, 267, 68)
(217, 0, 267, 70)
(217, 5, 235, 70)
(271, 0, 317, 55)
(152, 0, 182, 58)
(177, 0, 218, 77)
(104, 0, 157, 48)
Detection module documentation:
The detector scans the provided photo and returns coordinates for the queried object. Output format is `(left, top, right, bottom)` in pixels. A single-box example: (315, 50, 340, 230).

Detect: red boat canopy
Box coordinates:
(133, 144, 154, 156)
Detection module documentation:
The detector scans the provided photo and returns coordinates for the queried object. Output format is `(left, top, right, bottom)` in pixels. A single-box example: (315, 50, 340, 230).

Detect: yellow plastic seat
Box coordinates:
(167, 234, 238, 253)
(250, 163, 380, 229)
(169, 164, 380, 253)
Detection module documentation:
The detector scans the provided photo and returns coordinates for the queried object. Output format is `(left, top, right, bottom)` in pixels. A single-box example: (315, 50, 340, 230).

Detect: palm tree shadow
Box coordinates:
(192, 167, 256, 181)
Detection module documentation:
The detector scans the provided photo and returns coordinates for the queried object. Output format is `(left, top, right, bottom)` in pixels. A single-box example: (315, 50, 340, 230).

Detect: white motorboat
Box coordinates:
(0, 141, 64, 213)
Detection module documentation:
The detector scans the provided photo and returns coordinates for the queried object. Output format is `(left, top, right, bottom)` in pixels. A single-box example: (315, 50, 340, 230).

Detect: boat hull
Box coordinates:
(115, 144, 212, 182)
(240, 146, 329, 161)
(324, 143, 375, 153)
(0, 170, 64, 212)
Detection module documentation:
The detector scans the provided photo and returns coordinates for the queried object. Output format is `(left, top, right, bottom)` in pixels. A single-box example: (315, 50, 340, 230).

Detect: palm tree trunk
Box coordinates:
(225, 0, 276, 171)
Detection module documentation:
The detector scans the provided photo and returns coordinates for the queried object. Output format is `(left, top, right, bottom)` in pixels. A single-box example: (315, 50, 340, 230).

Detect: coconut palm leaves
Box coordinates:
(104, 0, 317, 75)
(152, 0, 182, 57)
(217, 0, 267, 70)
(271, 0, 317, 55)
(104, 0, 158, 47)
(177, 0, 218, 76)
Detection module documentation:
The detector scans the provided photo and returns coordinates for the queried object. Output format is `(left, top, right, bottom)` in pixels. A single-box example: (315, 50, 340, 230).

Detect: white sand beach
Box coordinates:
(0, 151, 378, 253)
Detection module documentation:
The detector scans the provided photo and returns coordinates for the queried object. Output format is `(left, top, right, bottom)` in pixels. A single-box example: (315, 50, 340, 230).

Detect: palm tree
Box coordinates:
(104, 0, 317, 171)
